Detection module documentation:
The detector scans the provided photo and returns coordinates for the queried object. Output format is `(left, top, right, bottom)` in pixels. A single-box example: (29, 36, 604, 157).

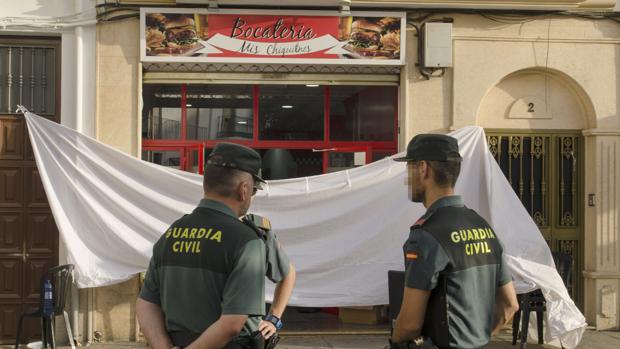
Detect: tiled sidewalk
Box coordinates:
(7, 329, 619, 349)
(275, 329, 620, 349)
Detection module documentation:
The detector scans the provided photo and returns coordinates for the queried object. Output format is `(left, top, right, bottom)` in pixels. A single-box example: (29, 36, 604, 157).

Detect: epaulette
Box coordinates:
(246, 213, 272, 231)
(411, 211, 436, 229)
(242, 214, 271, 242)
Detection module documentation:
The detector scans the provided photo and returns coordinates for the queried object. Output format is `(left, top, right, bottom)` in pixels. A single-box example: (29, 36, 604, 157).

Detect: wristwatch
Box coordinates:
(388, 336, 425, 348)
(263, 314, 283, 330)
(413, 336, 424, 346)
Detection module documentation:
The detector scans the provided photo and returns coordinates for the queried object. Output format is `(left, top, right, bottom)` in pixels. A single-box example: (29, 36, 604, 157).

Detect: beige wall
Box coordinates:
(404, 14, 620, 138)
(90, 11, 620, 341)
(96, 19, 141, 156)
(93, 18, 142, 342)
(583, 131, 620, 329)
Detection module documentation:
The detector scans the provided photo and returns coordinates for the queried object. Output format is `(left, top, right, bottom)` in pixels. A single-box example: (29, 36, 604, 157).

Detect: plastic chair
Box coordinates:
(15, 264, 76, 349)
(511, 289, 546, 348)
(511, 253, 573, 348)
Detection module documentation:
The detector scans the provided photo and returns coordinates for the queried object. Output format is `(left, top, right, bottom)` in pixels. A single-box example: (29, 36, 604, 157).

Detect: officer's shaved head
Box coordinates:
(203, 164, 252, 197)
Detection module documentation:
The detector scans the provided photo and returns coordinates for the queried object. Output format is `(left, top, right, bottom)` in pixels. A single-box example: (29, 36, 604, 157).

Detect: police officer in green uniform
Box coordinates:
(136, 142, 296, 349)
(389, 134, 519, 349)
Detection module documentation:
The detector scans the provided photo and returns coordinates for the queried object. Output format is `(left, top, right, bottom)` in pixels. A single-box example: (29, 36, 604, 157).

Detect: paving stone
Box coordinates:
(5, 329, 619, 349)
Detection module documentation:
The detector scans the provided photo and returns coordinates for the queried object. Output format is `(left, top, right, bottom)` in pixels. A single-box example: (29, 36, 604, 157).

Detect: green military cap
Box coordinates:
(207, 143, 266, 189)
(394, 134, 462, 162)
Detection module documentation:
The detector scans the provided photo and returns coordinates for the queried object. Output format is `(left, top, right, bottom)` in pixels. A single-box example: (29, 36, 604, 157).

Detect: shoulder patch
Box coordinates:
(405, 252, 419, 260)
(246, 213, 272, 231)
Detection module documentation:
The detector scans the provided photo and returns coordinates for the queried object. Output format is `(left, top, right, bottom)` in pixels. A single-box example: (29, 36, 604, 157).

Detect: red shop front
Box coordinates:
(139, 7, 405, 329)
(141, 83, 399, 178)
(140, 7, 405, 179)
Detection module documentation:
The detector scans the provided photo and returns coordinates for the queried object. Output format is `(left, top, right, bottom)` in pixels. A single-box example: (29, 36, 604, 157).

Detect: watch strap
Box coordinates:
(263, 314, 283, 330)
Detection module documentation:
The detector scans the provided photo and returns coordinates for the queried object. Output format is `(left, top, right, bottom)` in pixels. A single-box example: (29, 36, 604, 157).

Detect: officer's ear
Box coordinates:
(419, 160, 430, 179)
(237, 175, 253, 202)
(237, 180, 248, 201)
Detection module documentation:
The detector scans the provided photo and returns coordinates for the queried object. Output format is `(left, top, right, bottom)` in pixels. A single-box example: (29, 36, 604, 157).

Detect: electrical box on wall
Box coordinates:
(424, 23, 453, 68)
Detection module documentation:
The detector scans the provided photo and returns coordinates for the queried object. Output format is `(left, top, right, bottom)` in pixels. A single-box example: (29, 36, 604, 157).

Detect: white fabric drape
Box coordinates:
(22, 109, 585, 348)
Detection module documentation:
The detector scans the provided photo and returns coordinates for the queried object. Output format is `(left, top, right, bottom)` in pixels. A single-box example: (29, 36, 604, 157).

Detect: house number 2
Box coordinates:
(528, 103, 535, 113)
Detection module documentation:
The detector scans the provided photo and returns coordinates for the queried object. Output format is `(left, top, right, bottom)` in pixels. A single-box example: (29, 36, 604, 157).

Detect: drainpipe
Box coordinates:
(74, 0, 84, 134)
(71, 283, 79, 344)
(87, 288, 94, 345)
(71, 0, 85, 343)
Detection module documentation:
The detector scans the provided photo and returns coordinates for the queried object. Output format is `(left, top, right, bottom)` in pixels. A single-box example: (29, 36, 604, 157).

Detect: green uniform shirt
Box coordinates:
(404, 196, 511, 349)
(139, 199, 266, 337)
(242, 214, 291, 334)
(263, 228, 291, 284)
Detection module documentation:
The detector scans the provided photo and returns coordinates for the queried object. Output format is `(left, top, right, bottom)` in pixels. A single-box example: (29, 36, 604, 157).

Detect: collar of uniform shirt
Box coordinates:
(426, 195, 464, 213)
(198, 198, 238, 218)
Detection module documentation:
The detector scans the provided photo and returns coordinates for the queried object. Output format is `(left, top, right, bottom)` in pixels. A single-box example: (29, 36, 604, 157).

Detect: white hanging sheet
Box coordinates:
(22, 109, 585, 348)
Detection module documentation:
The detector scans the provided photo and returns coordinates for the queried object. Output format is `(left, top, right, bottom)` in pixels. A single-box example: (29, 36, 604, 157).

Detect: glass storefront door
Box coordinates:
(142, 83, 398, 178)
(185, 144, 204, 174)
(321, 147, 370, 173)
(142, 147, 183, 170)
(142, 145, 203, 173)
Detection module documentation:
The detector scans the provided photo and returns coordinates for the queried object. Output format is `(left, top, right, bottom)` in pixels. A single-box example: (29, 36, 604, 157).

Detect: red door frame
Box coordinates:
(186, 143, 204, 174)
(142, 84, 399, 174)
(142, 144, 205, 173)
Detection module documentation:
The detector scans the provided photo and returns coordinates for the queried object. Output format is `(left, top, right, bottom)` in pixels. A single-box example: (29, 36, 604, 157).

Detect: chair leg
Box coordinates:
(536, 310, 544, 344)
(14, 314, 26, 349)
(63, 311, 76, 349)
(47, 316, 56, 349)
(42, 317, 48, 348)
(511, 309, 521, 345)
(520, 308, 530, 349)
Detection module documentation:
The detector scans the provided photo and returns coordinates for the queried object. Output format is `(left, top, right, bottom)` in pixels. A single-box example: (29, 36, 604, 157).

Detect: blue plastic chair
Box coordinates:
(15, 264, 76, 349)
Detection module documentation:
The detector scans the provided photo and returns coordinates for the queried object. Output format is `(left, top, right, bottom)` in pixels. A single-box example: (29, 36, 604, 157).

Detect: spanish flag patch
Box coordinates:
(406, 252, 419, 260)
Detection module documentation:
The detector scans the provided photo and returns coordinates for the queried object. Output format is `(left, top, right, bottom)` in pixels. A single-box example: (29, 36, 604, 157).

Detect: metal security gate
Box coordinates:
(486, 132, 583, 307)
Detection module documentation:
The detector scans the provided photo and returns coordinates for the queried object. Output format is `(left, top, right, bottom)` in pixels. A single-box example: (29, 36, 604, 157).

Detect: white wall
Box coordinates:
(0, 0, 79, 18)
(0, 0, 97, 137)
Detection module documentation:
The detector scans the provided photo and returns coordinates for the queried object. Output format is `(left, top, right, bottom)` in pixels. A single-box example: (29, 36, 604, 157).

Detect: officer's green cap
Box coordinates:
(207, 143, 266, 189)
(394, 134, 462, 162)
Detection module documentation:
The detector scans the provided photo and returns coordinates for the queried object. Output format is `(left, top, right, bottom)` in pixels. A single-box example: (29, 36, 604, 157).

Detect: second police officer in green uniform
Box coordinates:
(136, 142, 296, 349)
(389, 134, 519, 349)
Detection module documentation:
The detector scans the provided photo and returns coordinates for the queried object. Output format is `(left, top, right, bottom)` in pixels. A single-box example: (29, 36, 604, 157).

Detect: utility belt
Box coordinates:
(169, 330, 280, 349)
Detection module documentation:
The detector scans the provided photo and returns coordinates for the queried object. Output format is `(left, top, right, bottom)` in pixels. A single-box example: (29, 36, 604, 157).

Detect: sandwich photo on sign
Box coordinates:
(344, 17, 401, 59)
(146, 13, 205, 56)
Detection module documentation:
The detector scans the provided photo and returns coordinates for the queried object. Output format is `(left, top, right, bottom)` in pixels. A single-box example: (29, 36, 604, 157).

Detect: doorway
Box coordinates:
(0, 37, 61, 344)
(486, 132, 583, 307)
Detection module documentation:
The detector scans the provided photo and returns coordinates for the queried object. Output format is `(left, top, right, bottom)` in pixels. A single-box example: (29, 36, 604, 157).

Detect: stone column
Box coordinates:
(582, 129, 620, 330)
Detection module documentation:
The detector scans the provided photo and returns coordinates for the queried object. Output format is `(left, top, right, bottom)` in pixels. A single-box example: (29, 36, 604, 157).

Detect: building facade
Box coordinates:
(1, 0, 619, 344)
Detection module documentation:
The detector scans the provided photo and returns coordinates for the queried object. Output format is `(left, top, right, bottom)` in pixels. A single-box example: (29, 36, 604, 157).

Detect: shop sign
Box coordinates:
(141, 8, 406, 65)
